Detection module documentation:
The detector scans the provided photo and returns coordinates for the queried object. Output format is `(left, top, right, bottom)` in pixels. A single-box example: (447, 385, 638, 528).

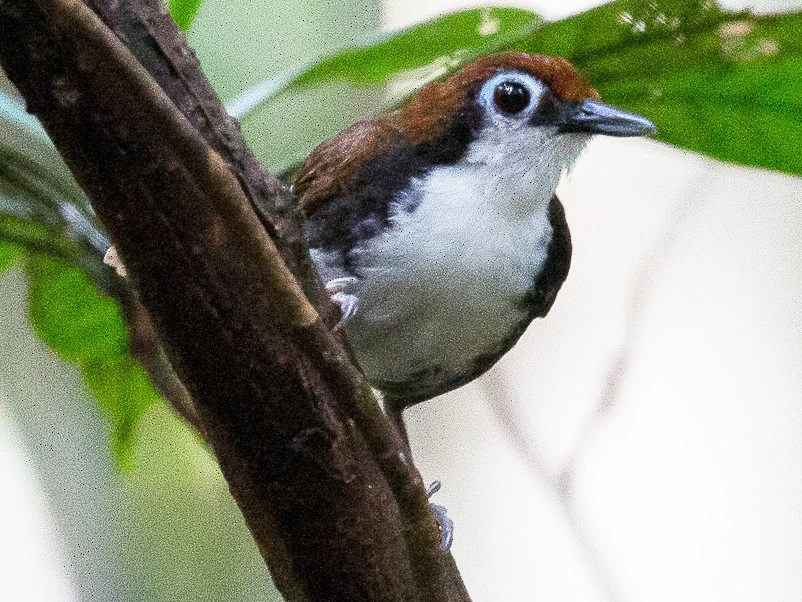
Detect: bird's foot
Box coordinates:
(103, 245, 128, 278)
(325, 277, 359, 330)
(427, 480, 454, 551)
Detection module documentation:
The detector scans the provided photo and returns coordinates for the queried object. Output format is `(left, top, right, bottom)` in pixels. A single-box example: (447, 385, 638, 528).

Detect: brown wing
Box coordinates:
(294, 115, 405, 217)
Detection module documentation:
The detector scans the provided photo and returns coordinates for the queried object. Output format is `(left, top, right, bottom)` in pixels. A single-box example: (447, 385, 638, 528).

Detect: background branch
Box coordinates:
(481, 170, 714, 602)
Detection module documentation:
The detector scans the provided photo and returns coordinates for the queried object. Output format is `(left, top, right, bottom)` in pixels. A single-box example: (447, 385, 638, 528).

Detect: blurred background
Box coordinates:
(1, 0, 801, 600)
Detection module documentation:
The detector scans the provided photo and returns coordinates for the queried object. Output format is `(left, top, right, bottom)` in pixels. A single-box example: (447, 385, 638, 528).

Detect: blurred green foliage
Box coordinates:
(25, 255, 157, 467)
(0, 241, 20, 272)
(202, 0, 386, 172)
(280, 8, 540, 91)
(0, 80, 152, 464)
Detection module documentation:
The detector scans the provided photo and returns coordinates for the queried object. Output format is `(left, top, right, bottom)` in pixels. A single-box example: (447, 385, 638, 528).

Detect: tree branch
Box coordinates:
(0, 0, 470, 599)
(82, 0, 331, 315)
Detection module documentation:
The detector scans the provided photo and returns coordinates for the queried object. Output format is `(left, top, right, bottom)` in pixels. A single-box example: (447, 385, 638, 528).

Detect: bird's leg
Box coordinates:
(426, 481, 454, 551)
(385, 396, 454, 551)
(387, 404, 410, 447)
(324, 276, 359, 331)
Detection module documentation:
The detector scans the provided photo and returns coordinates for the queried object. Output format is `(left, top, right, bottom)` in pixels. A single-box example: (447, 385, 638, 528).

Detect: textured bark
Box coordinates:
(0, 0, 470, 600)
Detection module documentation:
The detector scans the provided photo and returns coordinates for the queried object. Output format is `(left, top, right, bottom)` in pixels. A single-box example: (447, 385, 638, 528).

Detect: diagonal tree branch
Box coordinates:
(0, 0, 469, 599)
(82, 0, 329, 312)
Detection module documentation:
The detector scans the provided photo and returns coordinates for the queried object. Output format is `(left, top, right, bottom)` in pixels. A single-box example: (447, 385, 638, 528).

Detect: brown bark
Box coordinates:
(0, 0, 470, 600)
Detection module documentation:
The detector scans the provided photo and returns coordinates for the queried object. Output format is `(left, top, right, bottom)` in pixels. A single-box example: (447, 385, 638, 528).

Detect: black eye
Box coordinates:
(493, 81, 531, 114)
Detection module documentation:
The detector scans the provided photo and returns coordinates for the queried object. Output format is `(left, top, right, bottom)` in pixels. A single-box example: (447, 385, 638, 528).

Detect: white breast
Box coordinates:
(343, 163, 553, 384)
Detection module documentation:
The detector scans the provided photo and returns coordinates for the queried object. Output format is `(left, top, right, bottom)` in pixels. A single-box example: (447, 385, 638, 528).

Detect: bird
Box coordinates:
(295, 52, 655, 437)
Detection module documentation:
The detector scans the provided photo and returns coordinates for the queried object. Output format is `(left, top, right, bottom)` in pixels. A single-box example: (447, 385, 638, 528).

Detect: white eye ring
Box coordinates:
(478, 72, 546, 120)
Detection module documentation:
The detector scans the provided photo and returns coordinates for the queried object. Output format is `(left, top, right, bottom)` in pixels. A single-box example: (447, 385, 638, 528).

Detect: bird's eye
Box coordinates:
(493, 81, 531, 115)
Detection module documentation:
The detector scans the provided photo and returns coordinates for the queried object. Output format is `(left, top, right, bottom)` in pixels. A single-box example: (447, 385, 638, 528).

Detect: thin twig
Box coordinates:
(483, 164, 713, 601)
(482, 369, 626, 601)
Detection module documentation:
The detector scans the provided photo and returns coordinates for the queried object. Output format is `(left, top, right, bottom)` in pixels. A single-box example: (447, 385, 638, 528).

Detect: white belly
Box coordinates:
(341, 165, 553, 384)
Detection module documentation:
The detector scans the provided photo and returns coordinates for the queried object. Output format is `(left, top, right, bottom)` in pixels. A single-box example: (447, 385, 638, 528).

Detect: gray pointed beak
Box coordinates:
(559, 99, 656, 137)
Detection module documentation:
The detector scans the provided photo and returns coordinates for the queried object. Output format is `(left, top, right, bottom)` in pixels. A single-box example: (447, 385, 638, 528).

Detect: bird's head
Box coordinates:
(296, 53, 656, 219)
(398, 52, 656, 202)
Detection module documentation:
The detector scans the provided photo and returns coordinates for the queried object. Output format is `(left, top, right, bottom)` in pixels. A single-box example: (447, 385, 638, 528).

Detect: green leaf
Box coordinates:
(510, 0, 802, 175)
(168, 0, 204, 32)
(0, 85, 159, 464)
(243, 1, 802, 176)
(228, 7, 543, 118)
(25, 254, 158, 466)
(0, 241, 21, 274)
(294, 7, 540, 87)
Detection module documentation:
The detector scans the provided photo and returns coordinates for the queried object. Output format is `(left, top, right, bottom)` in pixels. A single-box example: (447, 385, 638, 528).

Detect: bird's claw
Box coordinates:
(325, 277, 359, 330)
(103, 245, 128, 278)
(427, 480, 454, 551)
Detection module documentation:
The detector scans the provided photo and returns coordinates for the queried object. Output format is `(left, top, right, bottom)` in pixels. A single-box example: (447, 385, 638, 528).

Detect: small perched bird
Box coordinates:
(296, 52, 655, 431)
